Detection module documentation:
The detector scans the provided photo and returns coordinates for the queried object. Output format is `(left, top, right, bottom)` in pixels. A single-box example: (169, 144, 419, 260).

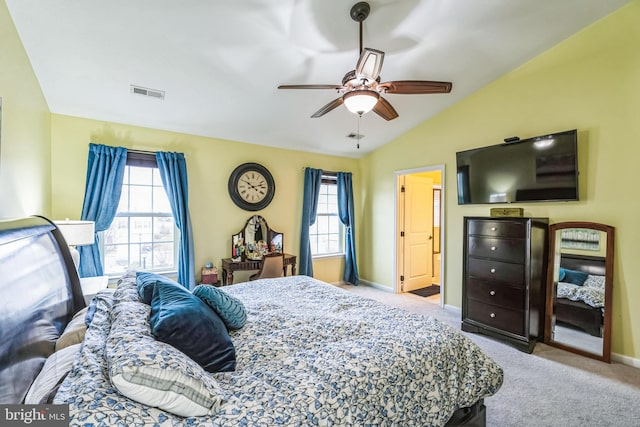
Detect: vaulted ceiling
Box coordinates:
(6, 0, 630, 157)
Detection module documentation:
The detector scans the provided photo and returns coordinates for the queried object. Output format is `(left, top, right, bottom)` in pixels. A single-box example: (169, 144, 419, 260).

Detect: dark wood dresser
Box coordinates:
(462, 216, 549, 353)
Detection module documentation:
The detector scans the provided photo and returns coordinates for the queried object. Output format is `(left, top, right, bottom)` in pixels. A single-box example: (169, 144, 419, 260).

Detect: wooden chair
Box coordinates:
(250, 252, 284, 280)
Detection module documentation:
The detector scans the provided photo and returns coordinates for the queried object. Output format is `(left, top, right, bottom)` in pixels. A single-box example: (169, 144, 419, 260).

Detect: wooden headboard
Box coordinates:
(0, 216, 85, 403)
(560, 253, 606, 276)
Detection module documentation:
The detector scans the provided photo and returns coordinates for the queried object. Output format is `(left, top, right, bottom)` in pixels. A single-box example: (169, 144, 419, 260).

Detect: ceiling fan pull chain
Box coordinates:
(357, 115, 361, 149)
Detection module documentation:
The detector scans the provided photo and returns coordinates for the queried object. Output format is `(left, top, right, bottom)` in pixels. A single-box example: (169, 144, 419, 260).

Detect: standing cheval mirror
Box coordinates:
(544, 222, 614, 362)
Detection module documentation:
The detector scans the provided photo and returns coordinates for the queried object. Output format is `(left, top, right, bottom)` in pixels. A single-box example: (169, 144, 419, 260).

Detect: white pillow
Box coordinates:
(24, 344, 81, 404)
(111, 366, 222, 417)
(584, 274, 606, 289)
(106, 300, 224, 417)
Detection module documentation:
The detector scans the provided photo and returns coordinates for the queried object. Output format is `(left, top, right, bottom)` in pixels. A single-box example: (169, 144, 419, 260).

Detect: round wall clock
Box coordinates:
(228, 162, 275, 211)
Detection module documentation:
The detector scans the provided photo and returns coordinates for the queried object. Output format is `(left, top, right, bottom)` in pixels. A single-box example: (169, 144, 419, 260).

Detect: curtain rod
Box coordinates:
(128, 149, 156, 155)
(301, 167, 338, 175)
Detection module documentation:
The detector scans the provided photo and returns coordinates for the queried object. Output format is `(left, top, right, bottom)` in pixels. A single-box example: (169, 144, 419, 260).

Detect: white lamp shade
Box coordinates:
(55, 220, 95, 246)
(343, 90, 379, 115)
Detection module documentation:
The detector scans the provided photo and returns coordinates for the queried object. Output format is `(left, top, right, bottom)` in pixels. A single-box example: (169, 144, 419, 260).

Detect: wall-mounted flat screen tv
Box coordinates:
(456, 129, 578, 205)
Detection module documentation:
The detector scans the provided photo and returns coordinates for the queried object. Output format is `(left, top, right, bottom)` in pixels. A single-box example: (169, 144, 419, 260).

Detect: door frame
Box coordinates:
(394, 164, 446, 307)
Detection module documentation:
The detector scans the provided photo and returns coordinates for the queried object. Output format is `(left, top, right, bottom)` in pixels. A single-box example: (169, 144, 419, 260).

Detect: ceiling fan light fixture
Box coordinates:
(343, 90, 379, 115)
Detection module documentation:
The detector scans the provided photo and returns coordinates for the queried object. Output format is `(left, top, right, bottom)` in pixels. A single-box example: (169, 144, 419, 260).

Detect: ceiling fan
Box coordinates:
(278, 2, 452, 121)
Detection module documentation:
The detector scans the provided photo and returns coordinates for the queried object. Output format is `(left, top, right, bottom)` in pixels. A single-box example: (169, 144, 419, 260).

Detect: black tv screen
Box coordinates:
(456, 129, 578, 204)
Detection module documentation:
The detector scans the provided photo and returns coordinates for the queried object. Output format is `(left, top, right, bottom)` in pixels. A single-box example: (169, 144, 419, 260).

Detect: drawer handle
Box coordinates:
(490, 313, 496, 318)
(490, 268, 496, 273)
(490, 290, 496, 296)
(491, 246, 496, 251)
(491, 227, 497, 231)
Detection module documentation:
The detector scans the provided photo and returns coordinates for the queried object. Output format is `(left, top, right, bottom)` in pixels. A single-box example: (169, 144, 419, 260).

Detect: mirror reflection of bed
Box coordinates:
(553, 254, 606, 355)
(545, 222, 614, 362)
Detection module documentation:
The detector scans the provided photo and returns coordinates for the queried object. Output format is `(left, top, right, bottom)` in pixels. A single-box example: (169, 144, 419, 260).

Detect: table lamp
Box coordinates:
(54, 219, 95, 270)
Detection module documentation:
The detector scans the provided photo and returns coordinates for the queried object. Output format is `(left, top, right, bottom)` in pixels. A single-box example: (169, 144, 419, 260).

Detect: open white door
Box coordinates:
(401, 174, 434, 292)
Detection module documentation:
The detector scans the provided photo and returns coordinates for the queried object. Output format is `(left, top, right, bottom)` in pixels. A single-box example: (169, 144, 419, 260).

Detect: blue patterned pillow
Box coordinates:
(150, 281, 236, 373)
(136, 271, 181, 304)
(192, 285, 247, 330)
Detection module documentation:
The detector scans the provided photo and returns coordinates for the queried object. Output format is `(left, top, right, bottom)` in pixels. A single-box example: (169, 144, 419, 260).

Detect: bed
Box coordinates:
(555, 254, 606, 337)
(0, 216, 503, 426)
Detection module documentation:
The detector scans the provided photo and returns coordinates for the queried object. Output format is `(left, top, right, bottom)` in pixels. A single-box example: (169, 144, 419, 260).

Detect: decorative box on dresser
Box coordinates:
(462, 216, 549, 353)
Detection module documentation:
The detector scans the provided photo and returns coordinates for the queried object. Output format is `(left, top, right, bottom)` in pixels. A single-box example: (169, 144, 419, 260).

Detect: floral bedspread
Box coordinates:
(56, 274, 503, 426)
(557, 281, 605, 308)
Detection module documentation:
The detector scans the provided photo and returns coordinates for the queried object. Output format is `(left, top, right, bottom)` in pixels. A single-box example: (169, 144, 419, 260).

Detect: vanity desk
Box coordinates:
(222, 215, 296, 285)
(221, 254, 297, 285)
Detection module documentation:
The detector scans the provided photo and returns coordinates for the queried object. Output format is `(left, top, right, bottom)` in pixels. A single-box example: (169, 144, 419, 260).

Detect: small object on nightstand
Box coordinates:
(80, 275, 109, 305)
(201, 266, 218, 285)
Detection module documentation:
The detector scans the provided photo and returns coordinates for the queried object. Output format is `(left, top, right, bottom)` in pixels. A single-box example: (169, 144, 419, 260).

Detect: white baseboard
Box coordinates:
(611, 352, 640, 368)
(444, 304, 462, 317)
(357, 279, 394, 292)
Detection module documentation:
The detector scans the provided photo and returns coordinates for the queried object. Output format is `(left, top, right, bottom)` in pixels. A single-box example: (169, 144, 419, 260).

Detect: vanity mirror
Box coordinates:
(544, 222, 614, 362)
(231, 215, 283, 261)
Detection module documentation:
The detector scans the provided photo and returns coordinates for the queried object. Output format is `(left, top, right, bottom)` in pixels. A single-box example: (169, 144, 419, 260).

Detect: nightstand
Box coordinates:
(80, 275, 110, 305)
(201, 267, 219, 285)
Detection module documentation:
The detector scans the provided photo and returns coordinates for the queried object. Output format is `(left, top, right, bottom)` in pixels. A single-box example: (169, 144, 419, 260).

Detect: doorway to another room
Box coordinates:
(395, 166, 444, 306)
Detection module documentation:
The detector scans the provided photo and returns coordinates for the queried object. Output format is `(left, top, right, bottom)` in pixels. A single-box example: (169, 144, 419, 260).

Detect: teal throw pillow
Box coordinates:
(192, 285, 247, 330)
(559, 268, 588, 286)
(150, 281, 236, 373)
(137, 271, 181, 304)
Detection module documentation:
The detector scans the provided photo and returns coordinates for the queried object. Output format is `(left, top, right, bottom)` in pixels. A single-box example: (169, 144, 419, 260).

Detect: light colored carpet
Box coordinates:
(335, 283, 640, 427)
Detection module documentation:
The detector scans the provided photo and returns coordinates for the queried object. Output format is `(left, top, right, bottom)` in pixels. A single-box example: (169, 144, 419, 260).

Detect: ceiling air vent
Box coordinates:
(130, 85, 165, 100)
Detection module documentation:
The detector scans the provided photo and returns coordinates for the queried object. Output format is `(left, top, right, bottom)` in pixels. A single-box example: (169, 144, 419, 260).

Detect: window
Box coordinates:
(309, 176, 344, 257)
(102, 154, 177, 275)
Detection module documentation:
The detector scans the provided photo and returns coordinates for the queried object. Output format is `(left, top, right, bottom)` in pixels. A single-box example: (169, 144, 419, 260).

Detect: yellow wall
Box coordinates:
(360, 2, 640, 359)
(0, 1, 51, 219)
(50, 114, 359, 284)
(416, 170, 442, 185)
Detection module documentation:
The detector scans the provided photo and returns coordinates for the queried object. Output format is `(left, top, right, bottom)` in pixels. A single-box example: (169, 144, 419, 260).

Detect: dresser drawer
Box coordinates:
(466, 278, 525, 308)
(467, 300, 525, 336)
(467, 236, 525, 263)
(468, 257, 525, 286)
(467, 219, 526, 238)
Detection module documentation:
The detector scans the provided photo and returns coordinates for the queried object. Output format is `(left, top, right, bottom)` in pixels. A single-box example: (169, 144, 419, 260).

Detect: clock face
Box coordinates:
(228, 163, 275, 211)
(237, 171, 268, 203)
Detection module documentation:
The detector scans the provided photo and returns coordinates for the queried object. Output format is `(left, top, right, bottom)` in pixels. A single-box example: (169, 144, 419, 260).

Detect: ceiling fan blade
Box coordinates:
(355, 48, 385, 81)
(379, 80, 452, 94)
(311, 97, 344, 118)
(372, 96, 398, 121)
(278, 84, 344, 90)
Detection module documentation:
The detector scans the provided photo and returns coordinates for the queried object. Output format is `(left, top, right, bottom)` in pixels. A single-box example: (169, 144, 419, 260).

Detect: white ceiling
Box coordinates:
(6, 0, 630, 158)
